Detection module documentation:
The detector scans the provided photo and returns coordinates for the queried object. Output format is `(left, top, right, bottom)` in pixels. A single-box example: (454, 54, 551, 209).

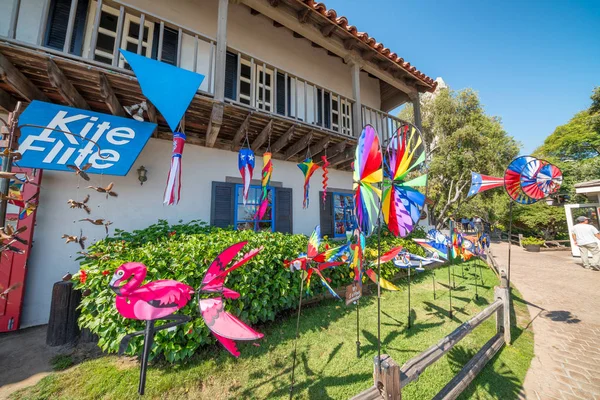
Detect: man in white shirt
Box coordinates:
(571, 216, 600, 270)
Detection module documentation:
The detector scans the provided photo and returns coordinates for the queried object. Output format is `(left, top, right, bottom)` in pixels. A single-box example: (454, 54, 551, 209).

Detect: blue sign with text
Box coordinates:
(18, 101, 157, 176)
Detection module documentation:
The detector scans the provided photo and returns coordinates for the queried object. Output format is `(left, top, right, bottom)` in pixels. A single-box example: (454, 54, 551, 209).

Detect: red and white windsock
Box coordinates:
(164, 132, 186, 205)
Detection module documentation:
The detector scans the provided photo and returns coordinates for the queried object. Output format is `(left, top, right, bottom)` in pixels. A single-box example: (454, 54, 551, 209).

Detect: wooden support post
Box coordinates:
(231, 112, 252, 151)
(329, 146, 354, 167)
(271, 124, 295, 153)
(98, 73, 125, 117)
(412, 94, 422, 133)
(309, 136, 330, 157)
(251, 120, 273, 151)
(0, 89, 17, 112)
(0, 53, 49, 102)
(350, 60, 362, 136)
(284, 130, 312, 160)
(146, 100, 158, 137)
(214, 0, 229, 102)
(374, 355, 401, 400)
(206, 102, 224, 147)
(494, 285, 511, 345)
(47, 59, 89, 109)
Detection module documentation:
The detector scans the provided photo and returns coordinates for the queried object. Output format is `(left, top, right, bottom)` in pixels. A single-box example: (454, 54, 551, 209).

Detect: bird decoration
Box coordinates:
(238, 148, 255, 205)
(255, 152, 273, 222)
(61, 230, 86, 249)
(1, 149, 22, 160)
(164, 131, 186, 205)
(88, 182, 118, 198)
(297, 159, 320, 209)
(79, 218, 113, 234)
(67, 195, 91, 214)
(0, 225, 27, 245)
(0, 240, 24, 255)
(67, 163, 92, 181)
(109, 262, 194, 395)
(198, 241, 264, 356)
(0, 282, 22, 300)
(321, 155, 329, 208)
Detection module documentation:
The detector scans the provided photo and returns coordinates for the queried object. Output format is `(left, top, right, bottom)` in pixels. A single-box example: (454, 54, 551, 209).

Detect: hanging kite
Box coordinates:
(353, 125, 382, 236)
(110, 262, 194, 395)
(164, 131, 185, 205)
(321, 155, 329, 208)
(119, 49, 204, 205)
(297, 159, 320, 209)
(255, 152, 273, 221)
(238, 148, 255, 205)
(198, 242, 264, 357)
(382, 123, 427, 237)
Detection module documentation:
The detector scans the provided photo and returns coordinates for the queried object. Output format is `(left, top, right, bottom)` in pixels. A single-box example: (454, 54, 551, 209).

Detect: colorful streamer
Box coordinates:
(238, 148, 255, 205)
(467, 172, 505, 197)
(321, 155, 329, 208)
(163, 132, 185, 205)
(255, 152, 273, 221)
(297, 159, 320, 209)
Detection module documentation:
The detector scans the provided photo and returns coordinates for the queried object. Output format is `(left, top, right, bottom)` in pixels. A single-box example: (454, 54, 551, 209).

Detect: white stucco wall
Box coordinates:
(20, 139, 352, 327)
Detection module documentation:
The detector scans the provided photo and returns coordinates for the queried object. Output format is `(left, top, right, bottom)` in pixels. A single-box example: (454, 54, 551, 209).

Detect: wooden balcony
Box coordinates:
(0, 0, 410, 170)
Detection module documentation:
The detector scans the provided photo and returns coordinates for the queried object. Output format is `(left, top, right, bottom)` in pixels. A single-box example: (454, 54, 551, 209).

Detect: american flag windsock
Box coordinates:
(164, 132, 186, 205)
(238, 148, 255, 205)
(467, 172, 504, 197)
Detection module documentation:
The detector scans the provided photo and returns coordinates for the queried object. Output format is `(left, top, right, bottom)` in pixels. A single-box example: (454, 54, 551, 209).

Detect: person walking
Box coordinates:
(571, 216, 600, 270)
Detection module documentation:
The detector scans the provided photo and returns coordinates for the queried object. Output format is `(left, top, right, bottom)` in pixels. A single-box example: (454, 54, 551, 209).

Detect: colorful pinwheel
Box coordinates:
(255, 152, 273, 221)
(353, 125, 382, 236)
(414, 229, 449, 260)
(382, 123, 427, 237)
(504, 156, 537, 204)
(297, 159, 320, 209)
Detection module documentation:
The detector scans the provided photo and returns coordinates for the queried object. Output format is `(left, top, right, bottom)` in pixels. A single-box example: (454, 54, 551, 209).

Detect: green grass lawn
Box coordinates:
(12, 261, 533, 400)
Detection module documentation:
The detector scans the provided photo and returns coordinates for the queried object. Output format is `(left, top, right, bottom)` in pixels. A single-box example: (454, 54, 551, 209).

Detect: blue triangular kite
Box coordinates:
(120, 49, 205, 132)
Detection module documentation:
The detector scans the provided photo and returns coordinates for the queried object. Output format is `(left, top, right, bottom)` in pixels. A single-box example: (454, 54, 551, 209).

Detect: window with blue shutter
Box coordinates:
(44, 0, 89, 55)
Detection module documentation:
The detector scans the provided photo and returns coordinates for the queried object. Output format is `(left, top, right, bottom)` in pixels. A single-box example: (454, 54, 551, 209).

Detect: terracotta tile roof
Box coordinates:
(297, 0, 437, 92)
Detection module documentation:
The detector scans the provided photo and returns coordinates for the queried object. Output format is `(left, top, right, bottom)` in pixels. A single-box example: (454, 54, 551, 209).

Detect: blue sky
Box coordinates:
(323, 0, 600, 153)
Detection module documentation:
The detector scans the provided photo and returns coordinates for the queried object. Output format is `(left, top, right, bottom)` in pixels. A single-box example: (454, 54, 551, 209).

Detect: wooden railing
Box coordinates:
(352, 278, 511, 400)
(361, 105, 408, 144)
(224, 47, 356, 138)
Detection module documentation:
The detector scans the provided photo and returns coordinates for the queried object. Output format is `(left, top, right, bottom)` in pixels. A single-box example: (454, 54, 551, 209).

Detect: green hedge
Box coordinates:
(75, 220, 425, 363)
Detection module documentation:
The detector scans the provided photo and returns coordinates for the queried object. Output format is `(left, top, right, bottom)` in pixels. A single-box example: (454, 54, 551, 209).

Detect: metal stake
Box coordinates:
(138, 320, 155, 395)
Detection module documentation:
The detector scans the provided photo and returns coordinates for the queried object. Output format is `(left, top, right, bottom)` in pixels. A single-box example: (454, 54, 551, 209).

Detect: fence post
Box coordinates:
(46, 281, 80, 346)
(374, 354, 401, 399)
(494, 279, 511, 345)
(518, 234, 523, 247)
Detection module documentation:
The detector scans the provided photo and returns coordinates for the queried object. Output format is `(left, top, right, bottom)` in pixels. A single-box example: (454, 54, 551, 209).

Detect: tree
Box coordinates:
(400, 88, 519, 229)
(537, 87, 600, 161)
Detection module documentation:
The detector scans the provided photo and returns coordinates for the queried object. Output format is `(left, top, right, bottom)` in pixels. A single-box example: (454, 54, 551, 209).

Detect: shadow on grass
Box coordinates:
(448, 346, 525, 400)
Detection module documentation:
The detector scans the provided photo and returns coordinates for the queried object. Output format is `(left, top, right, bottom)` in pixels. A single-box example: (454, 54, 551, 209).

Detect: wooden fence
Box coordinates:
(351, 276, 511, 400)
(494, 231, 571, 251)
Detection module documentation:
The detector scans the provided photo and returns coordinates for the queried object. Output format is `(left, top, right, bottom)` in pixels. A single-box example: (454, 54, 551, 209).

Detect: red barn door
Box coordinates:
(0, 167, 42, 332)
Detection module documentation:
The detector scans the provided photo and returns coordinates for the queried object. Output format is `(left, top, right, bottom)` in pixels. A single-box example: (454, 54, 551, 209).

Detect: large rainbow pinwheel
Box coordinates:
(353, 125, 382, 236)
(382, 123, 427, 237)
(297, 159, 320, 209)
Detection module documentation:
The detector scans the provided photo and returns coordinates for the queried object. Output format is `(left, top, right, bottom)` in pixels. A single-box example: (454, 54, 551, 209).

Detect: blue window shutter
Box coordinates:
(275, 187, 293, 233)
(319, 191, 333, 236)
(211, 182, 236, 228)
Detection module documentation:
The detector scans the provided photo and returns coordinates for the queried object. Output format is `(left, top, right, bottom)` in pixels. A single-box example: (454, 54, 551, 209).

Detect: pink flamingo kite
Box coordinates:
(109, 262, 194, 395)
(198, 241, 264, 357)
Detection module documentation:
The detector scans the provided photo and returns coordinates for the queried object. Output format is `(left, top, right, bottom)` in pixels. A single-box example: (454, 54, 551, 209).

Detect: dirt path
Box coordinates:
(490, 242, 600, 400)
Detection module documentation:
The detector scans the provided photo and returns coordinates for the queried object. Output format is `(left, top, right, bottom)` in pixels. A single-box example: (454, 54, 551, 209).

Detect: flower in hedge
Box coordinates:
(169, 231, 176, 237)
(78, 269, 88, 284)
(102, 270, 110, 276)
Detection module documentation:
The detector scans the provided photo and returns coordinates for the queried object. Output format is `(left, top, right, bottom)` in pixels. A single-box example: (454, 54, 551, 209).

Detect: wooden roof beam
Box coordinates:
(146, 100, 158, 137)
(309, 135, 330, 157)
(251, 120, 273, 151)
(314, 138, 345, 159)
(329, 146, 354, 167)
(47, 59, 89, 110)
(284, 130, 312, 160)
(273, 21, 284, 28)
(297, 8, 311, 23)
(231, 112, 252, 151)
(271, 124, 295, 153)
(98, 73, 125, 117)
(0, 88, 17, 112)
(0, 52, 49, 102)
(268, 0, 280, 6)
(206, 102, 224, 148)
(321, 24, 336, 38)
